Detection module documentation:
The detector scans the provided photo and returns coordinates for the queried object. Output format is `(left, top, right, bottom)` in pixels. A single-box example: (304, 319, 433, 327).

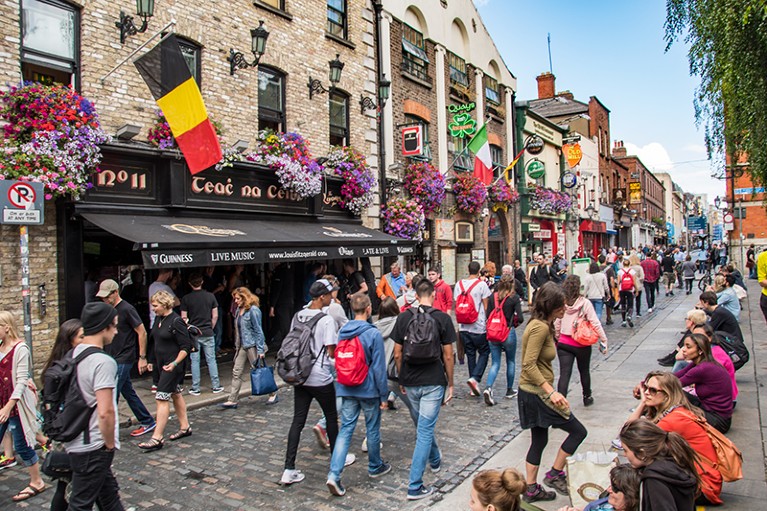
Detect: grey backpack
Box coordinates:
(276, 312, 326, 386)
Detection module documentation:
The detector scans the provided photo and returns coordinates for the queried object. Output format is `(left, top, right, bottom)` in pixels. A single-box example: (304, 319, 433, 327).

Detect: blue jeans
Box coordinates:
(0, 416, 38, 466)
(672, 360, 690, 373)
(191, 336, 220, 391)
(328, 397, 384, 481)
(405, 384, 444, 492)
(486, 328, 517, 389)
(589, 299, 604, 319)
(213, 307, 223, 352)
(116, 363, 154, 427)
(461, 331, 490, 381)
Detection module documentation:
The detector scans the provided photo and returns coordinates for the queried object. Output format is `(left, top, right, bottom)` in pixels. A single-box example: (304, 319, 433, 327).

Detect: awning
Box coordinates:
(579, 220, 606, 234)
(402, 39, 430, 63)
(81, 213, 416, 269)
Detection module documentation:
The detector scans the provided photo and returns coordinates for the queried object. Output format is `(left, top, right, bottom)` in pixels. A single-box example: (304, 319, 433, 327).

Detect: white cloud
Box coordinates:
(682, 143, 707, 154)
(623, 142, 674, 171)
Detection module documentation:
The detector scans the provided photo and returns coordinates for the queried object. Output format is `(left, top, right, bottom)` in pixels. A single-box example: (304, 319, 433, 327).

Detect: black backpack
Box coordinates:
(276, 312, 327, 386)
(41, 346, 102, 443)
(714, 330, 750, 371)
(402, 306, 442, 365)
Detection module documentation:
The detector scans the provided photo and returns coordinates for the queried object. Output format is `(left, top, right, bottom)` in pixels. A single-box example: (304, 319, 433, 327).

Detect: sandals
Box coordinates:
(138, 437, 165, 452)
(12, 483, 46, 502)
(169, 427, 193, 441)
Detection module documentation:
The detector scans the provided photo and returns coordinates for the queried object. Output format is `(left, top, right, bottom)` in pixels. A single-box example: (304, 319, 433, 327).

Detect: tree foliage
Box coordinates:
(665, 0, 767, 185)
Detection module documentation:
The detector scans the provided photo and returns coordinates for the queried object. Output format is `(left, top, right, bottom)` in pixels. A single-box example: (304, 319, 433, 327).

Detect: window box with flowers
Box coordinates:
(0, 83, 110, 200)
(404, 161, 446, 216)
(487, 180, 520, 212)
(524, 183, 573, 217)
(245, 130, 323, 199)
(383, 197, 425, 241)
(323, 146, 375, 216)
(453, 173, 487, 215)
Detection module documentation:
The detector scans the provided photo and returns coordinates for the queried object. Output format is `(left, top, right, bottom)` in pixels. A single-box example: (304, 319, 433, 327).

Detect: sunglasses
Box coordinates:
(642, 384, 665, 397)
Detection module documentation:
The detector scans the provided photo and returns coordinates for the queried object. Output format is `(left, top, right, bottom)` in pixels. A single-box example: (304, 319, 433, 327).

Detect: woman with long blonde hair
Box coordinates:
(220, 287, 277, 408)
(628, 253, 645, 317)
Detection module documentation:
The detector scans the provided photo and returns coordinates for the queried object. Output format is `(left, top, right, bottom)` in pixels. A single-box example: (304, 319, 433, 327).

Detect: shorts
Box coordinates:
(155, 365, 184, 401)
(663, 272, 675, 287)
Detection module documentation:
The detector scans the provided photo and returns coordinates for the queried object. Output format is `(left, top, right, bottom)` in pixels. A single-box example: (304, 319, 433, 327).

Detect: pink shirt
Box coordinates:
(554, 296, 608, 347)
(712, 345, 738, 400)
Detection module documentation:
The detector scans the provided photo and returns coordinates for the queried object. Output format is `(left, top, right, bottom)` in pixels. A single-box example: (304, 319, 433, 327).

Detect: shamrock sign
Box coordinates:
(449, 112, 477, 138)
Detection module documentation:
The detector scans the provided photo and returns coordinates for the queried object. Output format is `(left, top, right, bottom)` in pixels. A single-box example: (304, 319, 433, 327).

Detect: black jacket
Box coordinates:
(531, 264, 558, 289)
(640, 458, 697, 511)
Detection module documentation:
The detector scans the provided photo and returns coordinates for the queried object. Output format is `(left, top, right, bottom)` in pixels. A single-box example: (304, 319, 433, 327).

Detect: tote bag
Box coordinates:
(250, 357, 278, 396)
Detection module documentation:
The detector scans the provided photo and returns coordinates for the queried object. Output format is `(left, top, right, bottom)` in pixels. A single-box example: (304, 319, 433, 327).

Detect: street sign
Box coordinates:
(723, 213, 734, 223)
(0, 180, 44, 225)
(563, 143, 583, 167)
(687, 215, 707, 231)
(526, 159, 545, 179)
(561, 171, 577, 189)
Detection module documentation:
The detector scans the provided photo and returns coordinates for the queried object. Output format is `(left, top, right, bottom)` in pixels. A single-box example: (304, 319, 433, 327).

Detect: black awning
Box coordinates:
(81, 213, 415, 269)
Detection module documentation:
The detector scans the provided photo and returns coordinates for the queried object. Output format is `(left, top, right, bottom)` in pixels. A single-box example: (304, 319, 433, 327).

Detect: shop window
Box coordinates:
(406, 114, 431, 161)
(485, 76, 500, 105)
(259, 0, 284, 8)
(258, 66, 286, 132)
(452, 136, 471, 170)
(327, 0, 347, 38)
(21, 0, 79, 88)
(448, 52, 468, 87)
(490, 144, 503, 178)
(177, 37, 201, 85)
(402, 24, 429, 82)
(329, 90, 349, 147)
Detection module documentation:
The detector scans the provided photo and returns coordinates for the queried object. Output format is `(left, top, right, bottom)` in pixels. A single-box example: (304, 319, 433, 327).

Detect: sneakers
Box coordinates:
(523, 483, 556, 503)
(621, 321, 627, 327)
(429, 460, 442, 473)
(483, 388, 496, 406)
(543, 470, 569, 496)
(583, 395, 594, 407)
(361, 437, 382, 453)
(369, 462, 392, 478)
(611, 438, 624, 450)
(150, 385, 157, 393)
(313, 424, 330, 450)
(326, 478, 346, 496)
(605, 319, 614, 325)
(188, 389, 201, 396)
(657, 352, 676, 367)
(130, 423, 156, 437)
(212, 387, 225, 394)
(280, 469, 305, 486)
(628, 318, 634, 328)
(467, 378, 481, 396)
(648, 308, 653, 313)
(344, 454, 357, 467)
(407, 485, 435, 500)
(505, 388, 518, 399)
(0, 455, 18, 470)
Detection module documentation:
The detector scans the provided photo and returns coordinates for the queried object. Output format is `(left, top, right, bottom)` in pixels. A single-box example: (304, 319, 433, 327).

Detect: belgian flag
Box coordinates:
(134, 34, 222, 174)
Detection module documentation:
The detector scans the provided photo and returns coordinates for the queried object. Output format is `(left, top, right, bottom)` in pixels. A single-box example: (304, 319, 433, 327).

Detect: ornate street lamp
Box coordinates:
(228, 21, 270, 76)
(116, 0, 155, 44)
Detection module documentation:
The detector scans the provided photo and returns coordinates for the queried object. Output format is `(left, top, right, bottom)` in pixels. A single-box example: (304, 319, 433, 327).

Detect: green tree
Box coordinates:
(665, 0, 767, 185)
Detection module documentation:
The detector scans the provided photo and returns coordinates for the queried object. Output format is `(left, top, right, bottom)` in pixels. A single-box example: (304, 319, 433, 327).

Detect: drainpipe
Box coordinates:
(372, 0, 386, 214)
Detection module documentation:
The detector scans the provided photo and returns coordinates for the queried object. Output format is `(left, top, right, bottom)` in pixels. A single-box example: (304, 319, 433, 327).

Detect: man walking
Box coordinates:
(453, 261, 492, 396)
(376, 262, 407, 301)
(530, 254, 558, 297)
(326, 293, 391, 497)
(660, 250, 676, 297)
(640, 251, 660, 313)
(428, 267, 453, 313)
(617, 259, 638, 328)
(392, 279, 456, 500)
(181, 273, 224, 396)
(66, 302, 124, 510)
(96, 279, 156, 437)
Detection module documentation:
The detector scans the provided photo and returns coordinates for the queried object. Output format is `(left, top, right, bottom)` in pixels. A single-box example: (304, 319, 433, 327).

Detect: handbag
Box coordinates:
(572, 306, 600, 346)
(171, 317, 200, 353)
(41, 448, 72, 479)
(566, 451, 619, 509)
(250, 357, 278, 396)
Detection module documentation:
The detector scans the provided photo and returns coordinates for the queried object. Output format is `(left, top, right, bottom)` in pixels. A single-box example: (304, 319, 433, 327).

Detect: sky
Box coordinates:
(473, 0, 725, 201)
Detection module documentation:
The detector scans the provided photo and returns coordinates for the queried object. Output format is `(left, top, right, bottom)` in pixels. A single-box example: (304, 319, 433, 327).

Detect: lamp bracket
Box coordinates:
(308, 77, 331, 99)
(116, 11, 149, 45)
(359, 95, 377, 115)
(228, 49, 263, 76)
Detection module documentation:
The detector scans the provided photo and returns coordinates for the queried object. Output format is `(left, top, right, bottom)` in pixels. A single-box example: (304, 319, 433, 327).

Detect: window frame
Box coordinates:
(405, 114, 431, 162)
(448, 51, 468, 87)
(452, 135, 472, 171)
(20, 0, 80, 89)
(176, 37, 202, 86)
(402, 24, 429, 82)
(329, 89, 349, 147)
(257, 66, 286, 133)
(327, 0, 347, 39)
(490, 144, 504, 178)
(485, 76, 500, 105)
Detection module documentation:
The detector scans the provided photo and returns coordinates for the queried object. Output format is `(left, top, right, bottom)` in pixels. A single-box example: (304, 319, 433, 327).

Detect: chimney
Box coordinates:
(557, 90, 574, 101)
(612, 140, 627, 158)
(536, 72, 555, 99)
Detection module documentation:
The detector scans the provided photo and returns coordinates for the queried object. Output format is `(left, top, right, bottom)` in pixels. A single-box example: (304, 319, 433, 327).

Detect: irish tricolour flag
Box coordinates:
(467, 124, 493, 185)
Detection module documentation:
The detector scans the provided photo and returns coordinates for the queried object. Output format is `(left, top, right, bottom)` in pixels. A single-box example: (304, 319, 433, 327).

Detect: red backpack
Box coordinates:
(335, 336, 369, 386)
(455, 280, 481, 324)
(619, 269, 634, 291)
(486, 293, 510, 342)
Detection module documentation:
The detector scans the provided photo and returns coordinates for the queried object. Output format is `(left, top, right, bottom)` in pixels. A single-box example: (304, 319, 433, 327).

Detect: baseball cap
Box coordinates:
(309, 278, 339, 298)
(95, 279, 119, 298)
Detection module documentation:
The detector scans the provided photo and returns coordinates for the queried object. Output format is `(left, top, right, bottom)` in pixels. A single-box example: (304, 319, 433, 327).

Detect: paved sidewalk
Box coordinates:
(432, 281, 767, 511)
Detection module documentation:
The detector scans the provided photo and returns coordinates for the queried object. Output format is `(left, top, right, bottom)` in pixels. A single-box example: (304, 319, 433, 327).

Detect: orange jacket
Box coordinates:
(376, 273, 396, 300)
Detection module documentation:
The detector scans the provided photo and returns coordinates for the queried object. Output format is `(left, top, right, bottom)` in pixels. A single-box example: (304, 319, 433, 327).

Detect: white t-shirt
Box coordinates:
(453, 277, 492, 333)
(290, 308, 338, 387)
(64, 344, 120, 453)
(148, 281, 175, 325)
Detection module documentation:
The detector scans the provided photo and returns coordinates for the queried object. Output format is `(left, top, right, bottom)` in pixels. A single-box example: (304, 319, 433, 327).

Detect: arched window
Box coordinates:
(258, 66, 286, 132)
(329, 90, 349, 147)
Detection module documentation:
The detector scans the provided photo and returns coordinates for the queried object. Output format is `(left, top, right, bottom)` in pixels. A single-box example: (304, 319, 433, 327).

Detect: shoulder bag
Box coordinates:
(572, 305, 600, 346)
(250, 356, 278, 396)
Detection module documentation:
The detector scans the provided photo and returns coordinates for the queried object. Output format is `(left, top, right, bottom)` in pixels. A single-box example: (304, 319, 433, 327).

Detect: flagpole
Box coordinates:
(100, 19, 177, 84)
(489, 148, 526, 187)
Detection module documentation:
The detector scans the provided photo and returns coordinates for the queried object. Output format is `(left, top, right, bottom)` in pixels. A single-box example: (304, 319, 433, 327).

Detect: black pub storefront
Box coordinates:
(59, 144, 413, 341)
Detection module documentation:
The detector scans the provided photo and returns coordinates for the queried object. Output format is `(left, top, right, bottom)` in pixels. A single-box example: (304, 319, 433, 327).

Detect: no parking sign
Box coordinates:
(0, 180, 44, 225)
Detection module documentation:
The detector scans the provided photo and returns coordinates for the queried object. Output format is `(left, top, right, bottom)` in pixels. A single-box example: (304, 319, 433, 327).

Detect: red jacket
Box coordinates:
(433, 279, 453, 312)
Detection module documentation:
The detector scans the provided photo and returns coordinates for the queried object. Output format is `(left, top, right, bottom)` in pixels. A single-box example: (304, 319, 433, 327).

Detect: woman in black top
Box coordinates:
(483, 276, 524, 406)
(139, 290, 193, 451)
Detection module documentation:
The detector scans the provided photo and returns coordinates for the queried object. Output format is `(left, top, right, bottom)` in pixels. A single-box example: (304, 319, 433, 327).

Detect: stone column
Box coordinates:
(435, 45, 448, 174)
(474, 68, 484, 126)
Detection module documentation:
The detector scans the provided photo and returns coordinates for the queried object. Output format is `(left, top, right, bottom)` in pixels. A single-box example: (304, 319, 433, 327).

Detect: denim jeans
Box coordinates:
(589, 299, 604, 319)
(0, 416, 38, 466)
(191, 336, 220, 391)
(404, 384, 444, 492)
(461, 331, 490, 381)
(644, 281, 657, 309)
(68, 447, 124, 511)
(328, 397, 384, 481)
(672, 359, 690, 373)
(115, 363, 154, 427)
(213, 306, 223, 352)
(486, 328, 517, 389)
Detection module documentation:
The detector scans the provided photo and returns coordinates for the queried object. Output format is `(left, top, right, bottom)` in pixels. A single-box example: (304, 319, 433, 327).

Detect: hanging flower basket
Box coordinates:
(324, 146, 375, 215)
(382, 197, 425, 241)
(487, 180, 520, 212)
(0, 83, 110, 199)
(245, 130, 322, 199)
(453, 173, 487, 214)
(404, 161, 446, 215)
(527, 183, 573, 215)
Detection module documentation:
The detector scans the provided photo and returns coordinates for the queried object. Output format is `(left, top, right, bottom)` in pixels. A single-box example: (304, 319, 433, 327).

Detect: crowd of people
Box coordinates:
(0, 242, 762, 510)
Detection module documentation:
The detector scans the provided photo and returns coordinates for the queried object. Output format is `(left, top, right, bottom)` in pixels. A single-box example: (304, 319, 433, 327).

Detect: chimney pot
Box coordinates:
(536, 72, 556, 99)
